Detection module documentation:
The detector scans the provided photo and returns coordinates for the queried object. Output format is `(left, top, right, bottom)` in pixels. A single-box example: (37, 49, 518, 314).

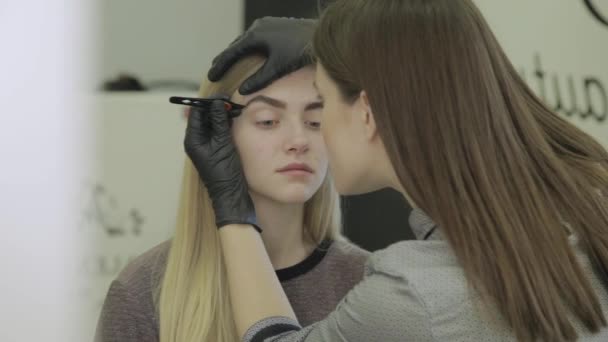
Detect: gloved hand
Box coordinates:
(184, 98, 260, 232)
(207, 17, 316, 95)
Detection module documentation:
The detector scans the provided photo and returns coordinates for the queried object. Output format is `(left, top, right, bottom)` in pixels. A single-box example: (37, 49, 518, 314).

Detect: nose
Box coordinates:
(284, 123, 310, 156)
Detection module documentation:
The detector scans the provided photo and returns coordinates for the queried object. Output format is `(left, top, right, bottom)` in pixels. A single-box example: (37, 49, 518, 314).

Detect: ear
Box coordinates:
(356, 90, 379, 141)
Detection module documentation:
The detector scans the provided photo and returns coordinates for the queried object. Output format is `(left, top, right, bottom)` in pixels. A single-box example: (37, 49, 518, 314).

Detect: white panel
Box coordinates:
(474, 0, 607, 147)
(0, 1, 96, 341)
(82, 92, 190, 335)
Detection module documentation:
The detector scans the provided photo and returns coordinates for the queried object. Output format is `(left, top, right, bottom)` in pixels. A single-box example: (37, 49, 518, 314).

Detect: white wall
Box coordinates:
(474, 0, 608, 147)
(0, 1, 95, 341)
(100, 0, 243, 86)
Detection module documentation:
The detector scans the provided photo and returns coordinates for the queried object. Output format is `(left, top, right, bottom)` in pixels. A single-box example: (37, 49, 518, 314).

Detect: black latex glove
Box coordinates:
(207, 17, 316, 95)
(184, 98, 260, 232)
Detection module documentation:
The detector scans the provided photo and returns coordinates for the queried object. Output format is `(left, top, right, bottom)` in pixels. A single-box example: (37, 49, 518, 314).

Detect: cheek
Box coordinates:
(320, 129, 335, 169)
(310, 135, 329, 172)
(239, 143, 272, 194)
(241, 144, 269, 172)
(320, 104, 346, 158)
(233, 127, 273, 179)
(320, 107, 336, 147)
(319, 104, 357, 192)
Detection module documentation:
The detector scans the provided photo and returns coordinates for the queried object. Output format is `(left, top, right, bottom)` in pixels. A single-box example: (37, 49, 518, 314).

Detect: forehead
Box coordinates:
(232, 66, 317, 104)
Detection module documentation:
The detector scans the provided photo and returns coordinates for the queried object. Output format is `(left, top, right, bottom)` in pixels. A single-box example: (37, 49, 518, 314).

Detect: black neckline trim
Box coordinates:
(275, 239, 333, 282)
(423, 225, 438, 240)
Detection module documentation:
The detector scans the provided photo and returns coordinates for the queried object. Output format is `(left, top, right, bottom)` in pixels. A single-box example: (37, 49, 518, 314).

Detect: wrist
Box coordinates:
(217, 222, 262, 233)
(211, 192, 259, 231)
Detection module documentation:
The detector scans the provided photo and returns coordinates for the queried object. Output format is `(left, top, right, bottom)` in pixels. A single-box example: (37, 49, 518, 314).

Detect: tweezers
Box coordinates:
(169, 96, 245, 118)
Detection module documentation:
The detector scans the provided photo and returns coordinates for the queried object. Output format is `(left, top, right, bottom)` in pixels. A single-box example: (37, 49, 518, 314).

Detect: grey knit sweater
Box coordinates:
(94, 239, 369, 342)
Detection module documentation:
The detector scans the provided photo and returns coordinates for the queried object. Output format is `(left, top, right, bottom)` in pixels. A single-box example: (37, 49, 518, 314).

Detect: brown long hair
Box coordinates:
(313, 0, 608, 340)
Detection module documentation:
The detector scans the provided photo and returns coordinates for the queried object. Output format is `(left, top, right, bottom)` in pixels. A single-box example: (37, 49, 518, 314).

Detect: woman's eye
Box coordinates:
(307, 121, 321, 129)
(256, 120, 279, 128)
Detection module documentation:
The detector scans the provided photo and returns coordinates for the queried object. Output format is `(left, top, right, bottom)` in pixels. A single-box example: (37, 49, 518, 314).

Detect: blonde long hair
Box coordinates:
(156, 56, 342, 342)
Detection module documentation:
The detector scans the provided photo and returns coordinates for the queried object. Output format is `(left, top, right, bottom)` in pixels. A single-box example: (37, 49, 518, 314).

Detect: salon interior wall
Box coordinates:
(87, 0, 607, 338)
(100, 0, 243, 87)
(474, 0, 607, 148)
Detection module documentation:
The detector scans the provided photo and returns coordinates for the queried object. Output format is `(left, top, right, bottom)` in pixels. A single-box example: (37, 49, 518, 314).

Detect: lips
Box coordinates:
(276, 163, 314, 173)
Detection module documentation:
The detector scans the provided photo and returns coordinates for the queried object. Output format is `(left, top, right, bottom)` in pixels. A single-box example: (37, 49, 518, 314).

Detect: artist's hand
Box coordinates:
(184, 99, 260, 231)
(208, 17, 316, 95)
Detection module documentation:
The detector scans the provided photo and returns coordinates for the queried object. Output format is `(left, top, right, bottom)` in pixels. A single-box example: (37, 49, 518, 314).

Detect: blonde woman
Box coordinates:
(95, 44, 369, 341)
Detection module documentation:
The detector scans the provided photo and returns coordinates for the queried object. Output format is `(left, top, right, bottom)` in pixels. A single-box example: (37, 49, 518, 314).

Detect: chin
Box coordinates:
(264, 182, 318, 204)
(274, 190, 316, 204)
(250, 180, 320, 204)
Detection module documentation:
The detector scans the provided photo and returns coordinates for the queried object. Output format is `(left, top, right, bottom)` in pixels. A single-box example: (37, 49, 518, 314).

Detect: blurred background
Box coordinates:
(1, 0, 607, 340)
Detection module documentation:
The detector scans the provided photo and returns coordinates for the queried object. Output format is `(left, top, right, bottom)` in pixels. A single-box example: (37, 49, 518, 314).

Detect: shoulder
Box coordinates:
(367, 239, 456, 275)
(114, 240, 172, 292)
(367, 240, 475, 316)
(299, 238, 370, 288)
(328, 238, 370, 260)
(96, 241, 171, 341)
(366, 239, 463, 289)
(323, 238, 370, 272)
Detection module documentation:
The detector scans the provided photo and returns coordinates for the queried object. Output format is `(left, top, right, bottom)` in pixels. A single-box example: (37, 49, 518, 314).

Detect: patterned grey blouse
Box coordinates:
(244, 209, 608, 342)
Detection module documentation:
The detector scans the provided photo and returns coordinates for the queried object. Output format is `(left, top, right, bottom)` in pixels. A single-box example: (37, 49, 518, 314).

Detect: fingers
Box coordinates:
(238, 60, 278, 95)
(209, 100, 231, 133)
(184, 106, 210, 152)
(239, 55, 309, 95)
(184, 99, 231, 157)
(186, 100, 229, 137)
(186, 107, 206, 133)
(208, 34, 261, 82)
(208, 47, 240, 82)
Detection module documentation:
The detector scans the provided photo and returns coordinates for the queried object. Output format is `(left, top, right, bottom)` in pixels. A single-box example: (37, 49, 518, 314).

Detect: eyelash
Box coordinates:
(255, 120, 321, 129)
(307, 121, 321, 129)
(256, 120, 279, 128)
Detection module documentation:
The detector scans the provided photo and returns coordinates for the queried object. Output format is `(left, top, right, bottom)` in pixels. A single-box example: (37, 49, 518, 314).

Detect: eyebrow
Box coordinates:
(305, 102, 323, 111)
(245, 95, 286, 109)
(245, 95, 323, 111)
